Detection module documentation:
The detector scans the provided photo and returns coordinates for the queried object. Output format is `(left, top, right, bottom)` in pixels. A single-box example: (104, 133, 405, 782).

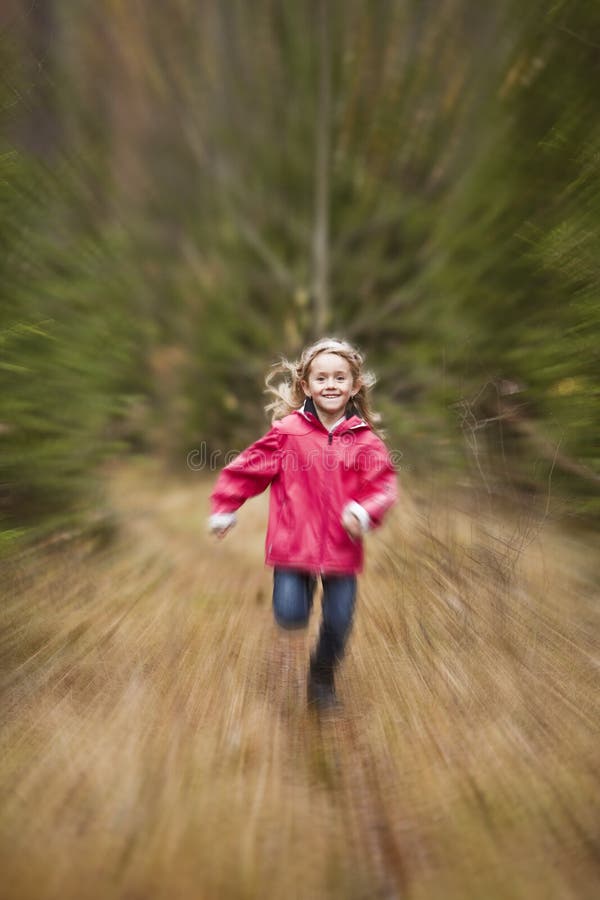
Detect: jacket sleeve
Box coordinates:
(352, 436, 398, 529)
(210, 423, 281, 515)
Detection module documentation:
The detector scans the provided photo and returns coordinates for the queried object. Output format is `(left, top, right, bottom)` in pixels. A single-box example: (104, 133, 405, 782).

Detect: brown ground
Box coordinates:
(1, 459, 599, 899)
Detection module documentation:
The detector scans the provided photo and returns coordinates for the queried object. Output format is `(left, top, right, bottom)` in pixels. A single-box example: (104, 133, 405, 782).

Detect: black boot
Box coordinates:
(307, 655, 339, 710)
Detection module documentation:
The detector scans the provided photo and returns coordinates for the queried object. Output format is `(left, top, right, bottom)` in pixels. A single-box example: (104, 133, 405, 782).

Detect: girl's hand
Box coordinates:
(208, 512, 237, 540)
(341, 509, 363, 540)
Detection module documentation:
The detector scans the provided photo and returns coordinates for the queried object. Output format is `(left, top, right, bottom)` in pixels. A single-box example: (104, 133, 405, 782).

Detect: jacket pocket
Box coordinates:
(269, 497, 287, 555)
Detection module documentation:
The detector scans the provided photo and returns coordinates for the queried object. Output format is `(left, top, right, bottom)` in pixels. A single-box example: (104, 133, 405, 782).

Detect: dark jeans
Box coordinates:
(272, 568, 357, 671)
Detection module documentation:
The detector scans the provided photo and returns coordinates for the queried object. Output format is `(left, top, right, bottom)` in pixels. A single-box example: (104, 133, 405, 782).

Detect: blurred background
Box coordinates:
(1, 4, 599, 900)
(1, 0, 598, 548)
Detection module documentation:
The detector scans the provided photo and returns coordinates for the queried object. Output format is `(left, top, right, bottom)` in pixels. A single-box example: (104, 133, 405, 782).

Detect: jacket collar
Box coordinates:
(299, 397, 367, 432)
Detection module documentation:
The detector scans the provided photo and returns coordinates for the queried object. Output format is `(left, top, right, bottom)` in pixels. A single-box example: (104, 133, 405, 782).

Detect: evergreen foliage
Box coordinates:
(1, 0, 598, 548)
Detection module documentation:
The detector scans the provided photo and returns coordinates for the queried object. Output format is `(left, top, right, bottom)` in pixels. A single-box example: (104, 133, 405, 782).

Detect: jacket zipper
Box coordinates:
(321, 428, 335, 570)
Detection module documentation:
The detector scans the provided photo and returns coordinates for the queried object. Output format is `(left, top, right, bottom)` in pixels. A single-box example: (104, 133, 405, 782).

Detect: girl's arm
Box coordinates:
(348, 438, 398, 532)
(209, 424, 281, 532)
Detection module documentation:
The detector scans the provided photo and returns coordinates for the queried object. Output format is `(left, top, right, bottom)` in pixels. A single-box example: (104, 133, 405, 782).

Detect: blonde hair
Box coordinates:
(265, 337, 382, 434)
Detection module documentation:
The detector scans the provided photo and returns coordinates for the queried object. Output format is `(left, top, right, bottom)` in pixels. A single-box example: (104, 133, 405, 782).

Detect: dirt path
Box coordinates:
(1, 460, 599, 899)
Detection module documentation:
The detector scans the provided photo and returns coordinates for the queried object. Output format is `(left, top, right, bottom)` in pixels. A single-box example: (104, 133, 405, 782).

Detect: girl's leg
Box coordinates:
(308, 575, 356, 707)
(312, 574, 357, 669)
(272, 568, 316, 630)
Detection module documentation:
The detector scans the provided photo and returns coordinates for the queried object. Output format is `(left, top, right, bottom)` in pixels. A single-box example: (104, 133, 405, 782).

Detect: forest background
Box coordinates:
(1, 0, 599, 551)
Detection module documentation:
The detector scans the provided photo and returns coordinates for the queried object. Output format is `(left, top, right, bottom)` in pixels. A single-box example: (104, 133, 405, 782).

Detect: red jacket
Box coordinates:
(210, 404, 398, 574)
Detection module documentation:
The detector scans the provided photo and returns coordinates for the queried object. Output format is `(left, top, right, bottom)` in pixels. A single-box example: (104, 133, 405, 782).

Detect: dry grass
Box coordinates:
(1, 459, 598, 900)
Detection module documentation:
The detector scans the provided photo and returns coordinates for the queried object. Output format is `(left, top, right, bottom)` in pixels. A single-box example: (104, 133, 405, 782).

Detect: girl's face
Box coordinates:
(301, 352, 358, 422)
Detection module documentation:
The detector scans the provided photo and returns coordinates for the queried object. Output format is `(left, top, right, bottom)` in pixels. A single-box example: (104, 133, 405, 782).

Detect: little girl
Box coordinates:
(208, 337, 397, 709)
